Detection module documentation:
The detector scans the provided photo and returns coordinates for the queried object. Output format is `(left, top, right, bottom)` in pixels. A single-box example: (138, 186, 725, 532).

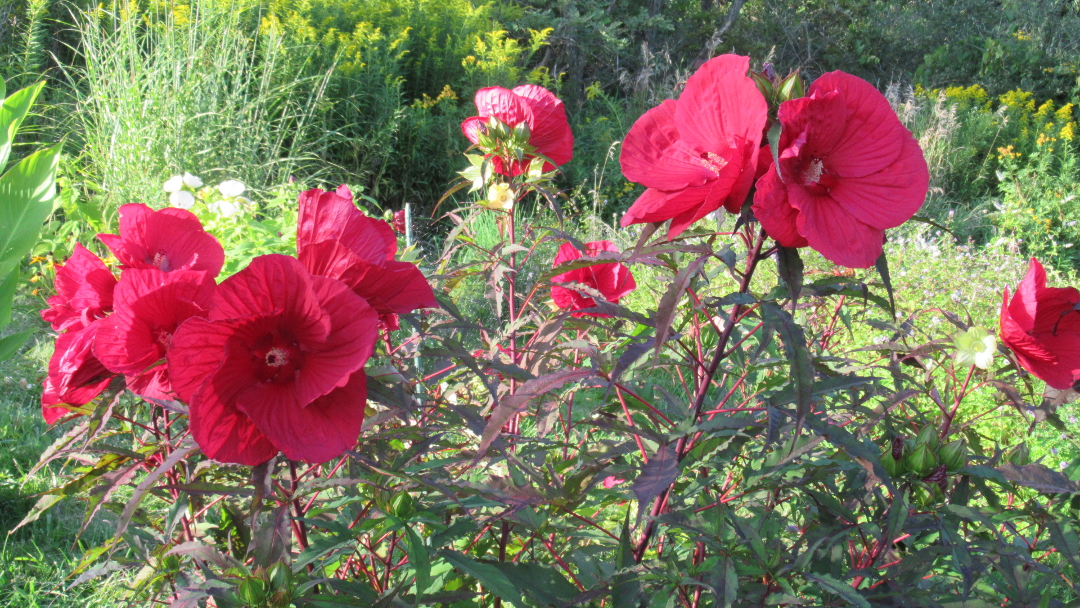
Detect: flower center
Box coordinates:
(264, 347, 290, 367)
(155, 330, 173, 349)
(801, 159, 825, 186)
(699, 151, 728, 175)
(251, 333, 304, 384)
(151, 250, 171, 272)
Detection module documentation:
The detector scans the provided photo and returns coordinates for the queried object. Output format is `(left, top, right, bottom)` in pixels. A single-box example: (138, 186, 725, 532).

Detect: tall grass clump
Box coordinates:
(61, 0, 337, 211)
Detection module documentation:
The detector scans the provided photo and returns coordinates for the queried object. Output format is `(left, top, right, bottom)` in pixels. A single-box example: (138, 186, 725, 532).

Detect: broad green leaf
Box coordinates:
(0, 328, 32, 362)
(0, 264, 17, 328)
(0, 144, 60, 278)
(0, 81, 43, 173)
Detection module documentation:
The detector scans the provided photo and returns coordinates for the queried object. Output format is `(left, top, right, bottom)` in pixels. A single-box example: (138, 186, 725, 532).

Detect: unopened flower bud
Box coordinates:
(916, 425, 941, 452)
(907, 443, 938, 476)
(880, 452, 900, 478)
(940, 440, 968, 471)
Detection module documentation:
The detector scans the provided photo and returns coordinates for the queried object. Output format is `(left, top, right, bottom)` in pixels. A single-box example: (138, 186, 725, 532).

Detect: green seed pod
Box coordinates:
(239, 578, 267, 607)
(777, 71, 804, 102)
(915, 425, 941, 452)
(907, 443, 938, 476)
(392, 491, 415, 519)
(880, 452, 900, 478)
(940, 440, 968, 471)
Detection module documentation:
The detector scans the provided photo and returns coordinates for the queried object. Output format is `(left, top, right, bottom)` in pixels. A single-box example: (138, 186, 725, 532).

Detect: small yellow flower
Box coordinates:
(484, 183, 515, 210)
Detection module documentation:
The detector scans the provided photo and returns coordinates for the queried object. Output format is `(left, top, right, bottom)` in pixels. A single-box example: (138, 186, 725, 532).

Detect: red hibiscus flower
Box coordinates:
(550, 240, 636, 317)
(98, 203, 225, 276)
(94, 269, 215, 401)
(752, 71, 929, 268)
(41, 321, 115, 424)
(620, 55, 768, 237)
(297, 186, 437, 330)
(393, 209, 407, 234)
(40, 244, 117, 332)
(167, 255, 379, 465)
(461, 85, 574, 176)
(999, 258, 1080, 390)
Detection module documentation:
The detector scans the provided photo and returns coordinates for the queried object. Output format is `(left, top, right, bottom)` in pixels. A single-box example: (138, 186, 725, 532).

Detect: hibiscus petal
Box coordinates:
(513, 84, 574, 167)
(212, 255, 331, 343)
(41, 244, 116, 332)
(795, 190, 883, 268)
(294, 275, 378, 405)
(674, 55, 767, 156)
(167, 316, 236, 404)
(297, 188, 396, 266)
(190, 377, 277, 466)
(810, 72, 908, 178)
(620, 100, 715, 190)
(552, 242, 583, 267)
(242, 371, 368, 463)
(752, 168, 810, 248)
(474, 87, 532, 128)
(827, 135, 928, 229)
(1008, 259, 1045, 332)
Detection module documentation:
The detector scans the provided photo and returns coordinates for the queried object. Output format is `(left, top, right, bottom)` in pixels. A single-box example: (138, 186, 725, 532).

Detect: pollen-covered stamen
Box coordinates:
(802, 158, 825, 185)
(698, 151, 728, 175)
(155, 330, 173, 349)
(151, 250, 171, 272)
(265, 347, 290, 367)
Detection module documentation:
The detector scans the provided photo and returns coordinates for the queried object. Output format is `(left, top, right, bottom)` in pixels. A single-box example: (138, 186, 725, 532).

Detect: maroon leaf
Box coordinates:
(477, 368, 593, 457)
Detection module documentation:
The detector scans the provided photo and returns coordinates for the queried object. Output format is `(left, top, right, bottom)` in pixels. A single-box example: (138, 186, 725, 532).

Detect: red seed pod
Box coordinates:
(892, 436, 905, 461)
(923, 463, 949, 492)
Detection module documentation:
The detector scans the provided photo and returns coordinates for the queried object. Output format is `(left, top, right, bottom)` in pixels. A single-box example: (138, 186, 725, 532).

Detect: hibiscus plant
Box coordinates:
(21, 56, 1080, 607)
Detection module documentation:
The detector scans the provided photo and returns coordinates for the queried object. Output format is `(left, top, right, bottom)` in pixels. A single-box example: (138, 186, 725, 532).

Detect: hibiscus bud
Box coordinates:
(906, 443, 938, 476)
(940, 440, 968, 471)
(239, 578, 267, 606)
(915, 425, 941, 452)
(777, 71, 804, 102)
(392, 209, 407, 234)
(891, 435, 905, 460)
(880, 452, 900, 478)
(750, 70, 776, 104)
(1005, 443, 1031, 466)
(391, 492, 415, 519)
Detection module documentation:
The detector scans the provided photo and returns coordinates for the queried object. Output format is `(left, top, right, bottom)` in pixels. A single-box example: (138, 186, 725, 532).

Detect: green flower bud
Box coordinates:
(880, 452, 900, 478)
(916, 425, 941, 452)
(940, 440, 968, 471)
(907, 443, 938, 476)
(777, 71, 804, 101)
(392, 492, 415, 519)
(750, 71, 776, 105)
(240, 578, 267, 606)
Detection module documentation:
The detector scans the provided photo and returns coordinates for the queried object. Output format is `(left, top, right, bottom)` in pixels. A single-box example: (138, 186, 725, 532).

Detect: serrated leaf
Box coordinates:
(997, 462, 1080, 494)
(654, 254, 709, 357)
(477, 368, 592, 457)
(805, 573, 870, 608)
(631, 443, 679, 523)
(776, 246, 803, 302)
(440, 550, 525, 607)
(762, 303, 813, 433)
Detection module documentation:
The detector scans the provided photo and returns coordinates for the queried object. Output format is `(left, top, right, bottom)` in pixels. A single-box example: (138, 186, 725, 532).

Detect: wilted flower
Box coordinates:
(461, 85, 573, 176)
(620, 55, 768, 237)
(41, 321, 115, 424)
(40, 244, 117, 333)
(953, 326, 997, 370)
(999, 257, 1080, 389)
(752, 71, 929, 268)
(550, 241, 636, 317)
